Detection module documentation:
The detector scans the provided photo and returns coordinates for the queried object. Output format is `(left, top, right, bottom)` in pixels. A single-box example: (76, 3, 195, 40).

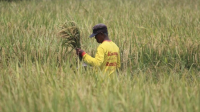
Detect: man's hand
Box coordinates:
(76, 48, 84, 57)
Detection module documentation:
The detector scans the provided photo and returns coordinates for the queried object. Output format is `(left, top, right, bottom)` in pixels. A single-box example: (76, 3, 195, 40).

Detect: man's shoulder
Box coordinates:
(111, 41, 119, 47)
(99, 41, 119, 50)
(110, 41, 119, 49)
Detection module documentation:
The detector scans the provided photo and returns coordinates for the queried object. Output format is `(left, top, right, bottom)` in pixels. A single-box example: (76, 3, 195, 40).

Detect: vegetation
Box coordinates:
(0, 0, 200, 111)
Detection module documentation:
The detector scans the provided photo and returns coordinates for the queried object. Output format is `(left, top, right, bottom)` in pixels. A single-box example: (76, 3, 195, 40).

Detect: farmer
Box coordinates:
(76, 23, 120, 75)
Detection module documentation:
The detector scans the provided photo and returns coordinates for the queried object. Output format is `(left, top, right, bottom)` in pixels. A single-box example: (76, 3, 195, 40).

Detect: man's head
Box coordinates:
(89, 23, 109, 43)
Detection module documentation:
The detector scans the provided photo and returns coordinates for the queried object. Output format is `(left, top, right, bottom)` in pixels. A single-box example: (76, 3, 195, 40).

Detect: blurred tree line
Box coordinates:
(0, 0, 27, 2)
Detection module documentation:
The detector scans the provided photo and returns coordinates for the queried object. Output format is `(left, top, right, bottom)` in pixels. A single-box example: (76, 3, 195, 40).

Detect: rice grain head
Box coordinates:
(59, 21, 81, 53)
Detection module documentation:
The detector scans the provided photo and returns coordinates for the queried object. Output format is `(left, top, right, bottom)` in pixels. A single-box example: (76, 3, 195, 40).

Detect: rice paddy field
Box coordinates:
(0, 0, 200, 111)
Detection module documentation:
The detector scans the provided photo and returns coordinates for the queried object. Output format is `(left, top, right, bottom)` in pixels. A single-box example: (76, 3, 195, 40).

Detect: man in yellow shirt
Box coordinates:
(76, 23, 120, 75)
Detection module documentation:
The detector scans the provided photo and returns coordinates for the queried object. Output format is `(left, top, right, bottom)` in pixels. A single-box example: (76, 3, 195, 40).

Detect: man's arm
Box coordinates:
(82, 46, 104, 67)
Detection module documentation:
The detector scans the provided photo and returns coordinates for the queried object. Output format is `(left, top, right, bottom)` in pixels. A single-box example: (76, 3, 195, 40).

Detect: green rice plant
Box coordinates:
(0, 0, 200, 112)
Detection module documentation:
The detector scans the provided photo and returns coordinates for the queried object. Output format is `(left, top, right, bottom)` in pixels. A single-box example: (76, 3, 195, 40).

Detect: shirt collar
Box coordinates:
(103, 40, 112, 43)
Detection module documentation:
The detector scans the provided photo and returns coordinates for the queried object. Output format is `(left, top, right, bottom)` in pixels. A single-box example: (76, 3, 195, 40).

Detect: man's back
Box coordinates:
(98, 40, 120, 74)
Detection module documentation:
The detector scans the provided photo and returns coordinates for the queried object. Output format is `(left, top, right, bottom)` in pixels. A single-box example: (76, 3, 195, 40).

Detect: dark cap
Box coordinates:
(89, 23, 108, 38)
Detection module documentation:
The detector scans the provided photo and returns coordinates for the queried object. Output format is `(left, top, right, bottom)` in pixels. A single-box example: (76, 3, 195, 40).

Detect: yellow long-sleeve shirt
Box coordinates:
(82, 40, 120, 75)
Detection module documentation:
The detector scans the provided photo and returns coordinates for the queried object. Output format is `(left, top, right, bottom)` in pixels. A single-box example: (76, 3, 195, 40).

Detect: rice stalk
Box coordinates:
(58, 21, 82, 67)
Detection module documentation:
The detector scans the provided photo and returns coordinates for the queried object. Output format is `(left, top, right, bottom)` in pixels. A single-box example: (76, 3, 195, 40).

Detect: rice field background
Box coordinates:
(0, 0, 200, 111)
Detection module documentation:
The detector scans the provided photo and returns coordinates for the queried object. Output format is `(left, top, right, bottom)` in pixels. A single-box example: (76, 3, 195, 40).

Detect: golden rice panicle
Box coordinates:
(59, 21, 81, 51)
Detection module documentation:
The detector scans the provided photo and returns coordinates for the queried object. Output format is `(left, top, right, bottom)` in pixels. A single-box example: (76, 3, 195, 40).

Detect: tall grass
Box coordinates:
(0, 0, 200, 112)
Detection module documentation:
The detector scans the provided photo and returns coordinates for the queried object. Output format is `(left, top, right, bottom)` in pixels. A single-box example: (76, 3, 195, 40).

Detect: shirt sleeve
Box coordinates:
(82, 46, 104, 67)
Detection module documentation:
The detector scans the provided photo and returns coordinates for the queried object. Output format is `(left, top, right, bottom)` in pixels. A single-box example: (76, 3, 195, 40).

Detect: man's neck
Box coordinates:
(104, 37, 110, 41)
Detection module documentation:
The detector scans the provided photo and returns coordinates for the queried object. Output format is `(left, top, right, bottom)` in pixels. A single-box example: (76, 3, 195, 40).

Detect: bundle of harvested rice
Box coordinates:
(59, 21, 82, 61)
(59, 21, 81, 52)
